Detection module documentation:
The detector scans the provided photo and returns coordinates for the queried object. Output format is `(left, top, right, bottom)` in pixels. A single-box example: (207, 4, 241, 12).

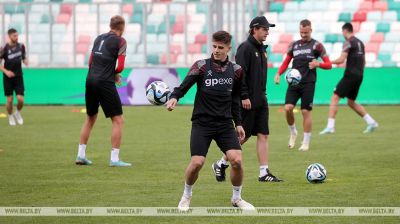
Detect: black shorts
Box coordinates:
(334, 75, 363, 100)
(3, 75, 24, 96)
(241, 106, 269, 138)
(285, 82, 315, 111)
(190, 119, 241, 157)
(85, 80, 122, 118)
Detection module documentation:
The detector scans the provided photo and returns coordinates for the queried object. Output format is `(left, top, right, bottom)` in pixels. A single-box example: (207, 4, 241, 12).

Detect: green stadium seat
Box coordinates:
(201, 44, 208, 54)
(325, 34, 337, 43)
(269, 2, 284, 13)
(388, 1, 400, 11)
(269, 53, 283, 63)
(378, 53, 392, 62)
(376, 22, 390, 33)
(196, 4, 208, 14)
(130, 14, 143, 24)
(338, 12, 352, 22)
(147, 54, 160, 65)
(147, 24, 157, 34)
(20, 0, 33, 2)
(158, 23, 166, 34)
(79, 0, 92, 3)
(382, 61, 397, 67)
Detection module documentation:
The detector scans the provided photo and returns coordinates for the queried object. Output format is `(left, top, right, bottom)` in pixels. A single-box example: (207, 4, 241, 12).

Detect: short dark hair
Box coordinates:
(109, 15, 125, 31)
(8, 28, 17, 35)
(212, 30, 232, 45)
(342, 22, 353, 33)
(300, 19, 311, 27)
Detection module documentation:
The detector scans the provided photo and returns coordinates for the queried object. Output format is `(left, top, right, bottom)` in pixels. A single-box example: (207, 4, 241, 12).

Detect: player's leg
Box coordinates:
(285, 87, 300, 148)
(178, 122, 212, 211)
(225, 149, 254, 210)
(109, 114, 131, 166)
(320, 93, 340, 134)
(299, 83, 315, 151)
(6, 95, 16, 126)
(13, 76, 25, 125)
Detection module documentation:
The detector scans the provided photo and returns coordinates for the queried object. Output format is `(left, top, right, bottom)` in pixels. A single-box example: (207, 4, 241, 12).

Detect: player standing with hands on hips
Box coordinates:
(166, 31, 254, 211)
(0, 28, 28, 126)
(212, 16, 282, 182)
(274, 19, 332, 151)
(75, 15, 131, 167)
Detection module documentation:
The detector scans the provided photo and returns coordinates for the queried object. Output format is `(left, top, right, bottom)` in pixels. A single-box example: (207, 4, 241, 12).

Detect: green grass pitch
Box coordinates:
(0, 105, 399, 223)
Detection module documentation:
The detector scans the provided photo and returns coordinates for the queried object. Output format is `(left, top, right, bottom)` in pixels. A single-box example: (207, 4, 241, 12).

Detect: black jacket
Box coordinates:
(235, 35, 269, 108)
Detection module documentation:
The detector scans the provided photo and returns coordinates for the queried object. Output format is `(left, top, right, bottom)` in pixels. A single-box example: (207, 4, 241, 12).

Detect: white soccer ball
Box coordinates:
(146, 81, 171, 105)
(285, 68, 302, 86)
(306, 163, 327, 183)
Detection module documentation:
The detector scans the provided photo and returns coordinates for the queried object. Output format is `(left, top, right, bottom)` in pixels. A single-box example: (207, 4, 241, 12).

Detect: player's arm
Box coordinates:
(114, 38, 127, 86)
(309, 42, 332, 70)
(235, 44, 251, 109)
(21, 44, 28, 66)
(231, 64, 243, 127)
(167, 61, 202, 111)
(331, 52, 348, 65)
(274, 54, 293, 84)
(0, 46, 15, 77)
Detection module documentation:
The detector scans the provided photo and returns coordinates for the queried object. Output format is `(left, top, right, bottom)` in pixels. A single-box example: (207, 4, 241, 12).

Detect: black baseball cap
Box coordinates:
(249, 16, 275, 28)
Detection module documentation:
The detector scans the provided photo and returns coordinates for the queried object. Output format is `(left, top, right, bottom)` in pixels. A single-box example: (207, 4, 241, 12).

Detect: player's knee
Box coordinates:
(190, 158, 205, 169)
(112, 115, 124, 125)
(6, 97, 13, 104)
(284, 104, 294, 112)
(230, 157, 242, 169)
(347, 100, 355, 107)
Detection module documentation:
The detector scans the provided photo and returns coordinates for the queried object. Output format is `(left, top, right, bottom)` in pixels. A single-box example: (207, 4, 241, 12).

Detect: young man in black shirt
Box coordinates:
(212, 16, 282, 182)
(75, 15, 131, 167)
(320, 23, 378, 135)
(167, 31, 254, 211)
(0, 28, 28, 126)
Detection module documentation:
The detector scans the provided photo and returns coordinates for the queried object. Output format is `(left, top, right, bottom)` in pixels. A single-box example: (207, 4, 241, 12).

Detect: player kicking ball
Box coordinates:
(166, 31, 254, 211)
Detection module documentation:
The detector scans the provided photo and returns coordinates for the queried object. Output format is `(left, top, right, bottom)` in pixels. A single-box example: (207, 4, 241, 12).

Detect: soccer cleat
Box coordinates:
(8, 115, 16, 126)
(231, 198, 255, 210)
(288, 133, 297, 149)
(75, 156, 93, 165)
(319, 127, 335, 135)
(258, 169, 283, 182)
(178, 195, 191, 211)
(298, 142, 309, 151)
(14, 112, 23, 125)
(109, 160, 132, 167)
(363, 122, 378, 134)
(212, 161, 229, 182)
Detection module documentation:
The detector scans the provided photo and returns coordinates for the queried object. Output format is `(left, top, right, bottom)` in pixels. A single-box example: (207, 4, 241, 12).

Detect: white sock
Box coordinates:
(110, 148, 120, 162)
(232, 185, 242, 201)
(259, 165, 269, 177)
(217, 157, 228, 166)
(288, 125, 297, 135)
(327, 118, 335, 129)
(363, 114, 376, 125)
(183, 182, 193, 198)
(77, 144, 86, 158)
(303, 132, 311, 145)
(14, 110, 20, 115)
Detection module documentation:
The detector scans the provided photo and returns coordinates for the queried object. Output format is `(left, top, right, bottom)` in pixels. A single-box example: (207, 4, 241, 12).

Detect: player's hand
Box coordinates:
(23, 59, 29, 66)
(274, 73, 281, 84)
(241, 99, 251, 110)
(236, 125, 245, 141)
(166, 98, 177, 111)
(4, 70, 15, 78)
(308, 59, 319, 69)
(115, 73, 122, 86)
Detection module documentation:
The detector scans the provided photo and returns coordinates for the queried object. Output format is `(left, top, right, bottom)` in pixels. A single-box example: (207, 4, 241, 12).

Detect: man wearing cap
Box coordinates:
(212, 16, 283, 182)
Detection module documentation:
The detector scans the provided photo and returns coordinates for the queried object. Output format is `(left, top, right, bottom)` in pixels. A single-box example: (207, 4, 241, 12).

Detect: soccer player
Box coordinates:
(166, 31, 254, 210)
(0, 28, 28, 126)
(320, 23, 378, 134)
(274, 19, 332, 151)
(212, 16, 282, 182)
(75, 15, 131, 167)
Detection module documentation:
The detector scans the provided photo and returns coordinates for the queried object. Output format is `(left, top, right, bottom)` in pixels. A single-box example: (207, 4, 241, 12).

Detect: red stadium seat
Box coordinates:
(374, 1, 388, 11)
(353, 11, 367, 22)
(365, 42, 380, 53)
(122, 4, 133, 15)
(195, 34, 208, 44)
(351, 22, 361, 32)
(279, 34, 293, 44)
(76, 43, 89, 54)
(56, 14, 71, 25)
(188, 44, 201, 54)
(272, 43, 289, 54)
(60, 4, 73, 15)
(359, 1, 373, 12)
(170, 44, 182, 54)
(160, 53, 178, 64)
(176, 15, 190, 24)
(370, 33, 385, 43)
(172, 22, 184, 34)
(78, 35, 91, 44)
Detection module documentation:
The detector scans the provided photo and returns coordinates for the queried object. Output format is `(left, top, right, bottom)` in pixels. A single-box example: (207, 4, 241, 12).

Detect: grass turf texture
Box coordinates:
(0, 105, 399, 223)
